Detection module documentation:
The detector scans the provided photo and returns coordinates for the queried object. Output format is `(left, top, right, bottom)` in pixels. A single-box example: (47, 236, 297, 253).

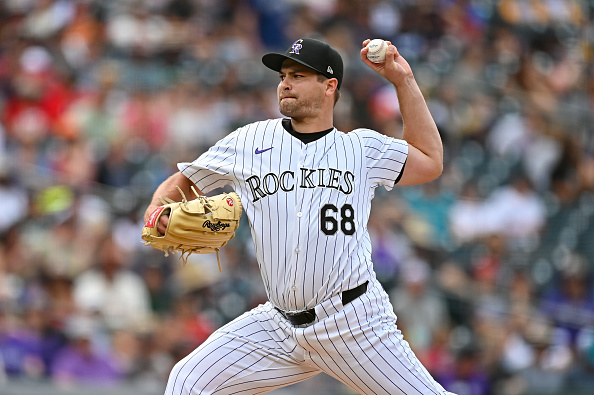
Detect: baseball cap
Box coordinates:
(262, 38, 344, 89)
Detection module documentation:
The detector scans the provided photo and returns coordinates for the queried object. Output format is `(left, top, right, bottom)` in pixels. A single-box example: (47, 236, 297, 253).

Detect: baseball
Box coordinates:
(366, 39, 387, 63)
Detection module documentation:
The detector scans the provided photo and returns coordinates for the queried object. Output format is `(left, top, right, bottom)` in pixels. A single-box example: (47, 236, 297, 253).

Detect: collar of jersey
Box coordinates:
(282, 118, 334, 144)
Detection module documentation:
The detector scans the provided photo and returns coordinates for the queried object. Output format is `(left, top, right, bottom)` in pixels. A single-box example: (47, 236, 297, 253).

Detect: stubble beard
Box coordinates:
(279, 94, 323, 121)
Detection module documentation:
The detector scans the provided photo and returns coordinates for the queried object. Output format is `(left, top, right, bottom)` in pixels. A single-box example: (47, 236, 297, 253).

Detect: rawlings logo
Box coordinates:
(203, 220, 231, 232)
(226, 197, 234, 206)
(289, 39, 303, 54)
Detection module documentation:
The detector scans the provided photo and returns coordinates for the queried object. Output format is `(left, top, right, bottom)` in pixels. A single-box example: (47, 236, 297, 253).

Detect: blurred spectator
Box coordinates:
(2, 47, 55, 145)
(436, 345, 490, 395)
(155, 293, 216, 365)
(0, 308, 45, 378)
(21, 0, 73, 41)
(539, 253, 594, 345)
(72, 235, 151, 331)
(564, 329, 594, 393)
(391, 256, 449, 353)
(58, 0, 105, 71)
(368, 196, 411, 291)
(0, 173, 28, 233)
(141, 263, 174, 316)
(438, 261, 474, 328)
(401, 181, 456, 249)
(470, 236, 510, 336)
(470, 235, 507, 293)
(481, 173, 546, 241)
(448, 181, 486, 244)
(421, 325, 454, 381)
(127, 329, 173, 391)
(549, 133, 585, 204)
(501, 319, 569, 395)
(52, 314, 121, 387)
(110, 328, 142, 381)
(485, 107, 542, 162)
(449, 174, 546, 244)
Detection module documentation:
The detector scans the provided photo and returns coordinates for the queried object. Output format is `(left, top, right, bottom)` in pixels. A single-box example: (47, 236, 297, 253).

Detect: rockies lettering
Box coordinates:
(246, 168, 355, 202)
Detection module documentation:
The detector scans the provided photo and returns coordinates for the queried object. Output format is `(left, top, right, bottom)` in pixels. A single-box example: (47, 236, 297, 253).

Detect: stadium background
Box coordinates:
(0, 0, 593, 394)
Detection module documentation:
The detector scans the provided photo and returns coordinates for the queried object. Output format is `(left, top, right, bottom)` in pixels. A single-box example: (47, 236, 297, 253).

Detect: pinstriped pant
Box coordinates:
(164, 279, 456, 395)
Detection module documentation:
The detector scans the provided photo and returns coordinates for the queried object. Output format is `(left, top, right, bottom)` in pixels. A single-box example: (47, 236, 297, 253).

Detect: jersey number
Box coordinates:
(321, 204, 355, 236)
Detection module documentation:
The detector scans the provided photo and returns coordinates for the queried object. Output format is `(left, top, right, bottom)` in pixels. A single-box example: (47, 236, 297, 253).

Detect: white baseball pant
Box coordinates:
(165, 278, 455, 395)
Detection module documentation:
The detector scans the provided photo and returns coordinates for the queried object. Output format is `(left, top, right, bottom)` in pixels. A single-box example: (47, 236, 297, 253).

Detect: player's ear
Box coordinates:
(325, 78, 338, 97)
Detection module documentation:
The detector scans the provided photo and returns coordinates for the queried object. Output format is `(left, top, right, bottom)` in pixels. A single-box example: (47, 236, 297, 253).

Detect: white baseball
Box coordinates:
(366, 39, 387, 63)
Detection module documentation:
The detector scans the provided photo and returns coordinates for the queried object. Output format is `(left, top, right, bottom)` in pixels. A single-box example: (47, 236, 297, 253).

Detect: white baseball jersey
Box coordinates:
(178, 118, 407, 312)
(171, 118, 455, 395)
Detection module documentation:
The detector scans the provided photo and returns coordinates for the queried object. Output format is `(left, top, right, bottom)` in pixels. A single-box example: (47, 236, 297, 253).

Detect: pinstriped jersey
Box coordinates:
(178, 118, 408, 312)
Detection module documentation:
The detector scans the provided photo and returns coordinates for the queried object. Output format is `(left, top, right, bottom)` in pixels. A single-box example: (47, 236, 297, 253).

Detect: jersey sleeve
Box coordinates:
(177, 128, 241, 194)
(357, 129, 408, 191)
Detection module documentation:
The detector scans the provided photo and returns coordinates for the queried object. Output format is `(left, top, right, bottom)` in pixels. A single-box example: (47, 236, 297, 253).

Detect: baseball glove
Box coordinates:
(141, 186, 242, 271)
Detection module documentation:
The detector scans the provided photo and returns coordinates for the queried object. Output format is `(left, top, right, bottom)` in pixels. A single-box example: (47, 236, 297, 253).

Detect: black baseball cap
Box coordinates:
(262, 38, 344, 89)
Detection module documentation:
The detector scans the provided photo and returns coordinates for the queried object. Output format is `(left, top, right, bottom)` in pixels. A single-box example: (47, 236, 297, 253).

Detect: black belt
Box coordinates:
(275, 281, 369, 326)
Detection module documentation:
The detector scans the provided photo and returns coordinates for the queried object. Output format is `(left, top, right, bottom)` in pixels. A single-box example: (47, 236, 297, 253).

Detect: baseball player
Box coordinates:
(145, 38, 454, 395)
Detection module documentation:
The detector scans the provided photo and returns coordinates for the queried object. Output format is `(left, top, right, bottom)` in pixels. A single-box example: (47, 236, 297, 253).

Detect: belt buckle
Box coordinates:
(279, 308, 316, 327)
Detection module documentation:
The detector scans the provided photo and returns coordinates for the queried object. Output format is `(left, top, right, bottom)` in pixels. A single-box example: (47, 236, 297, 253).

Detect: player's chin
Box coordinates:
(279, 101, 298, 117)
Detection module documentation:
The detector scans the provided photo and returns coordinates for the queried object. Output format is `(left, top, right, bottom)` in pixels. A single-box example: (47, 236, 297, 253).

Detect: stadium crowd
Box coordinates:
(0, 0, 593, 394)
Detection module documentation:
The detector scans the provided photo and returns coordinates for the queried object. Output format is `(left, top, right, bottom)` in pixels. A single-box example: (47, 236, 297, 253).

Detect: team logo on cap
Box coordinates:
(327, 66, 333, 74)
(289, 39, 303, 55)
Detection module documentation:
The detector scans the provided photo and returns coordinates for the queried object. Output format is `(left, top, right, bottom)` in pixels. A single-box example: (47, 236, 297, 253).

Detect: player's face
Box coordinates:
(277, 61, 326, 120)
